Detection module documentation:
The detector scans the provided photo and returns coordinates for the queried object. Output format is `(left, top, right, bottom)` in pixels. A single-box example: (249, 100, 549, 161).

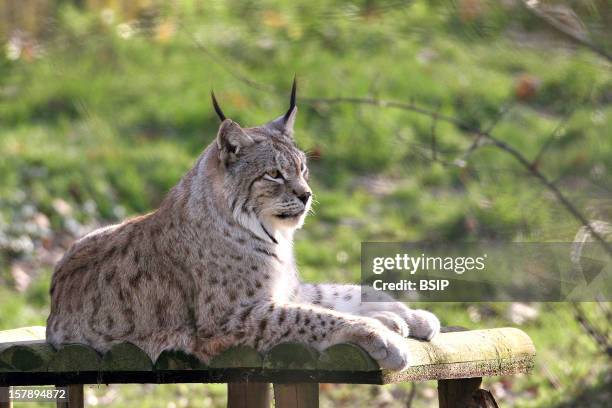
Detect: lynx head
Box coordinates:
(212, 79, 311, 243)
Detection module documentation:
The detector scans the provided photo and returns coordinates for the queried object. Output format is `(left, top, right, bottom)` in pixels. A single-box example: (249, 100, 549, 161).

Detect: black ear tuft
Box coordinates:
(283, 76, 297, 123)
(211, 90, 226, 122)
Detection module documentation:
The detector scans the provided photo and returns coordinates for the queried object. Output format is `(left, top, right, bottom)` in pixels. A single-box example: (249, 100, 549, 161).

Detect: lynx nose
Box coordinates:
(297, 191, 311, 205)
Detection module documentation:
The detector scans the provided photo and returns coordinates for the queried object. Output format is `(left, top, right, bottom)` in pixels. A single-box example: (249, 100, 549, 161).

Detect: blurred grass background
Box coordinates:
(0, 0, 610, 406)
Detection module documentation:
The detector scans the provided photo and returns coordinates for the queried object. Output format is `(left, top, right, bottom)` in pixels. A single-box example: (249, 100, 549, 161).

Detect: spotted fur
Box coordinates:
(46, 94, 440, 370)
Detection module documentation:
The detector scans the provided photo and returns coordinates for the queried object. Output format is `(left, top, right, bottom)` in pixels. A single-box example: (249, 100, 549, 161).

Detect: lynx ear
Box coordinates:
(282, 76, 297, 128)
(283, 105, 298, 133)
(267, 77, 298, 135)
(216, 120, 253, 165)
(211, 91, 226, 122)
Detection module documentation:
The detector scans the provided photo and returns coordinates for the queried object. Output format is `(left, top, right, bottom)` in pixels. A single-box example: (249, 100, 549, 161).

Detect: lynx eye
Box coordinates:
(300, 163, 309, 180)
(263, 170, 284, 183)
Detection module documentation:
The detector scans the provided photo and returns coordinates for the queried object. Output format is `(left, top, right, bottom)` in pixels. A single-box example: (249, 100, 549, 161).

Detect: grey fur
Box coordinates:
(46, 92, 440, 371)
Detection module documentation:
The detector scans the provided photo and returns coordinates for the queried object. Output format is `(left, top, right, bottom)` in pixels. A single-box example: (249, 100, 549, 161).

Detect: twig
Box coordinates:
(410, 143, 452, 167)
(460, 104, 513, 164)
(177, 22, 276, 93)
(177, 22, 611, 256)
(596, 297, 612, 325)
(541, 364, 562, 389)
(305, 95, 612, 258)
(531, 108, 576, 168)
(459, 134, 484, 165)
(572, 303, 612, 357)
(522, 0, 612, 63)
(301, 96, 471, 130)
(430, 107, 439, 162)
(485, 103, 514, 135)
(482, 134, 612, 257)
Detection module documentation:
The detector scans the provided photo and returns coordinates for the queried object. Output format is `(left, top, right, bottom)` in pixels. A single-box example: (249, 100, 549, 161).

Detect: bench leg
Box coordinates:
(56, 385, 84, 408)
(472, 389, 499, 407)
(227, 382, 270, 408)
(273, 383, 318, 408)
(0, 387, 11, 408)
(438, 377, 482, 408)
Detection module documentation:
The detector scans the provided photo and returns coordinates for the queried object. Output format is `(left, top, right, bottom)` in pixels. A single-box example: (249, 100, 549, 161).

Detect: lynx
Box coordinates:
(47, 81, 440, 370)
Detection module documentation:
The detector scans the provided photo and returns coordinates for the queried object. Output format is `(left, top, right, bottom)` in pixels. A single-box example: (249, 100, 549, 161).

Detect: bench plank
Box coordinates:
(0, 327, 49, 373)
(318, 343, 378, 371)
(48, 344, 101, 372)
(0, 344, 55, 372)
(264, 343, 318, 370)
(0, 327, 46, 343)
(102, 343, 152, 371)
(211, 346, 262, 369)
(0, 327, 535, 385)
(155, 350, 204, 370)
(382, 327, 535, 382)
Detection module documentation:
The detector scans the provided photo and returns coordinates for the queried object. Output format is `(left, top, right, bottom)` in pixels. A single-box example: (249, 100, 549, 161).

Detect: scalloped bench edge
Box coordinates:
(0, 326, 535, 408)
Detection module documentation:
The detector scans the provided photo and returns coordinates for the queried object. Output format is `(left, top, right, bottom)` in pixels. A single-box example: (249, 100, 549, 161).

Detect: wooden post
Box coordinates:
(56, 385, 84, 408)
(438, 377, 482, 408)
(472, 389, 499, 407)
(273, 383, 318, 408)
(227, 382, 270, 408)
(0, 387, 11, 408)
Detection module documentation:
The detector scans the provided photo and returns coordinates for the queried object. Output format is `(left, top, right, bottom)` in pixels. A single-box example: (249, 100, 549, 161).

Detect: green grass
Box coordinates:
(1, 1, 610, 407)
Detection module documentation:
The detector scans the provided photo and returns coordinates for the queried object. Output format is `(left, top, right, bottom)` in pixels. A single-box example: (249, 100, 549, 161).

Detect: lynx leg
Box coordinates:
(220, 301, 411, 370)
(298, 284, 440, 340)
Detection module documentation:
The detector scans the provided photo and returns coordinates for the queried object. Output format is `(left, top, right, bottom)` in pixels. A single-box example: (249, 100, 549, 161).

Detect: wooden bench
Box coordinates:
(0, 326, 535, 407)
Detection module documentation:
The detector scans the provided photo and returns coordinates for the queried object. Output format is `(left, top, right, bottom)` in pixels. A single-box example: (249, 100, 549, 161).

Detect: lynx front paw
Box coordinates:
(337, 319, 411, 371)
(405, 309, 440, 340)
(364, 311, 410, 338)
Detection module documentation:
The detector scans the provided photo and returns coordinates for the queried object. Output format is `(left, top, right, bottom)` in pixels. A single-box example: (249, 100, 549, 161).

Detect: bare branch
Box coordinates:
(482, 134, 612, 257)
(179, 23, 610, 255)
(411, 143, 453, 167)
(522, 1, 612, 63)
(178, 22, 276, 93)
(430, 107, 440, 162)
(531, 108, 576, 168)
(301, 96, 471, 130)
(304, 94, 612, 257)
(572, 302, 612, 357)
(485, 103, 514, 134)
(457, 134, 484, 167)
(460, 104, 513, 164)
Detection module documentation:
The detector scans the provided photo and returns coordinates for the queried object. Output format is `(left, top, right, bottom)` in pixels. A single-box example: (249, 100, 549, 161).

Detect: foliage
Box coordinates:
(0, 1, 610, 407)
